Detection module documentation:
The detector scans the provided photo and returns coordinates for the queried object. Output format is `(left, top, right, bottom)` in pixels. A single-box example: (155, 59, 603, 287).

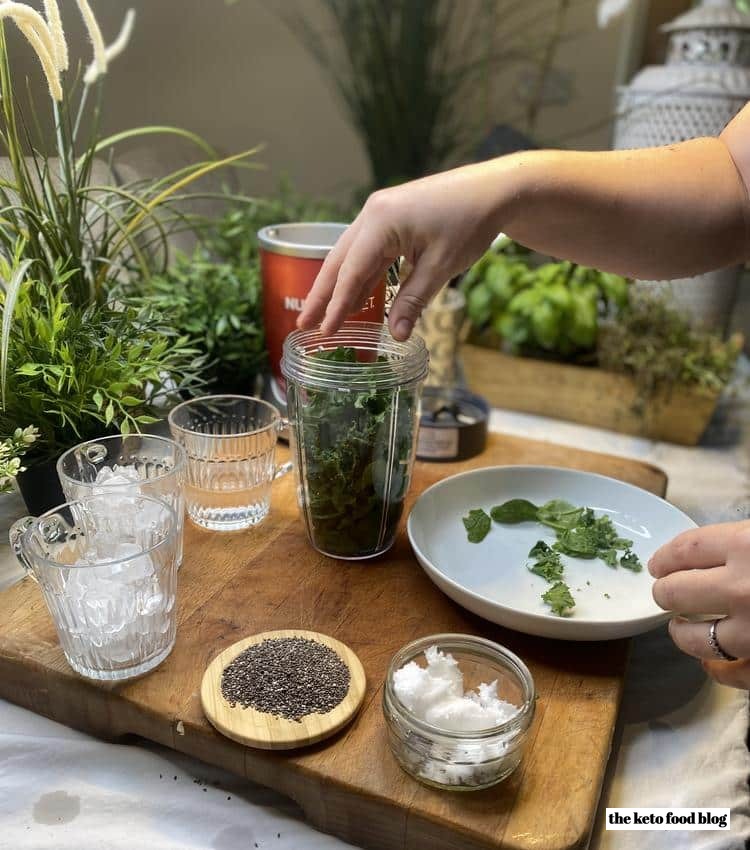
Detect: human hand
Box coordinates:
(649, 520, 750, 688)
(296, 162, 509, 340)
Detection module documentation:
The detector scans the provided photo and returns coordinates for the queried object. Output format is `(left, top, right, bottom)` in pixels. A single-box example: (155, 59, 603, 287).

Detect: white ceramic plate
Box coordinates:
(407, 466, 697, 641)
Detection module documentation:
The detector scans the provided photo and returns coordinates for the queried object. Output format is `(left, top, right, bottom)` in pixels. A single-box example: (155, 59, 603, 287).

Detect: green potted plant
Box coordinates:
(134, 249, 265, 395)
(1, 252, 205, 513)
(460, 239, 742, 444)
(0, 2, 256, 513)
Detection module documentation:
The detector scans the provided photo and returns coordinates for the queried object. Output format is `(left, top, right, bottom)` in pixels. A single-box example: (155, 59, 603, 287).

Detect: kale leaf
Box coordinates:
(542, 581, 576, 617)
(620, 550, 643, 571)
(528, 541, 564, 582)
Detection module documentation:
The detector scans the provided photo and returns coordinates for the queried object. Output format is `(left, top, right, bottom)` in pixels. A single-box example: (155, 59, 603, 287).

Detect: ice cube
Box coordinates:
(95, 464, 141, 486)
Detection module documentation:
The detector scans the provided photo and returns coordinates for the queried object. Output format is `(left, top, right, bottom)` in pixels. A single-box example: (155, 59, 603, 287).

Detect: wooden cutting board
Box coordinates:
(0, 433, 666, 850)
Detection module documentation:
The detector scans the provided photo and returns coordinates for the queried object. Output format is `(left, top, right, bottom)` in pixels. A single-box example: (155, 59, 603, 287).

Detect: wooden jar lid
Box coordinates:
(201, 629, 366, 750)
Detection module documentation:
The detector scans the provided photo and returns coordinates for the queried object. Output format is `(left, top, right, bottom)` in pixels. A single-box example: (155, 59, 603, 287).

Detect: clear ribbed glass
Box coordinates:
(282, 322, 428, 560)
(10, 495, 178, 682)
(168, 395, 284, 531)
(383, 634, 535, 790)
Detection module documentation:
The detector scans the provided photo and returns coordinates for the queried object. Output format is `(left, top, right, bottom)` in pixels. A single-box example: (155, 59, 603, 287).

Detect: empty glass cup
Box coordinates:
(57, 434, 186, 566)
(167, 395, 290, 532)
(10, 494, 179, 681)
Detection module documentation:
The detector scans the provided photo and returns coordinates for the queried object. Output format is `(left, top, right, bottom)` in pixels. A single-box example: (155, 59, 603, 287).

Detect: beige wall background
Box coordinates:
(10, 1, 631, 202)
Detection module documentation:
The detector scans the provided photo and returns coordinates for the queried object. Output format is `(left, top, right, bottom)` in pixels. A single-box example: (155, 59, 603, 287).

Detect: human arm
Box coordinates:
(299, 106, 750, 340)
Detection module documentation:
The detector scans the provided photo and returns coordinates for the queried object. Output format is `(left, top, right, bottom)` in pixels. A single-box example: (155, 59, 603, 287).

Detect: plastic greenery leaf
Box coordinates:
(542, 582, 575, 617)
(0, 250, 32, 407)
(490, 498, 539, 524)
(463, 509, 492, 543)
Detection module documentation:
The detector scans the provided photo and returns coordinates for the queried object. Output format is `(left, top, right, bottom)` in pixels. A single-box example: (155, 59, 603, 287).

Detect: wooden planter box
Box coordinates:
(461, 342, 721, 446)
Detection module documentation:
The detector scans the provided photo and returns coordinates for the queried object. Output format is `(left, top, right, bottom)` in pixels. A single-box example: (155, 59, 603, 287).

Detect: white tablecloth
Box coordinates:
(2, 377, 749, 850)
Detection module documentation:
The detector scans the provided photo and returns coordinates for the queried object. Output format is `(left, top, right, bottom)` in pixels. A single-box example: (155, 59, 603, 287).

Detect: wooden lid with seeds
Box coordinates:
(201, 630, 366, 751)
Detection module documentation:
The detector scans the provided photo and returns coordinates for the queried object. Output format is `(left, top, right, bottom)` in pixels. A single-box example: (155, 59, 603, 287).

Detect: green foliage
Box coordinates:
(466, 497, 644, 616)
(130, 179, 349, 394)
(489, 497, 585, 531)
(464, 243, 741, 406)
(462, 240, 628, 357)
(290, 346, 417, 558)
(0, 272, 205, 466)
(597, 291, 743, 405)
(0, 12, 256, 467)
(134, 249, 265, 394)
(281, 0, 508, 188)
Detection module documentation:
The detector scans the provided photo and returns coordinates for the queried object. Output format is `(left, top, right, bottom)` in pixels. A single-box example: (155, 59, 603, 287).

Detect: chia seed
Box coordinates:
(220, 637, 351, 722)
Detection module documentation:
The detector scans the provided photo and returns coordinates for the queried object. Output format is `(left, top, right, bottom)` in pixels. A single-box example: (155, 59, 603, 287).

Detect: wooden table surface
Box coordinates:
(0, 432, 666, 850)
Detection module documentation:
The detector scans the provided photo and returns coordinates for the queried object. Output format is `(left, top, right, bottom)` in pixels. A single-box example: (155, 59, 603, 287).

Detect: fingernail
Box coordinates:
(394, 318, 412, 339)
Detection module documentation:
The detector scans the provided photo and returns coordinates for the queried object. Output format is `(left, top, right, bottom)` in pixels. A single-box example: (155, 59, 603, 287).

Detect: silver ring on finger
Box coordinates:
(708, 618, 738, 662)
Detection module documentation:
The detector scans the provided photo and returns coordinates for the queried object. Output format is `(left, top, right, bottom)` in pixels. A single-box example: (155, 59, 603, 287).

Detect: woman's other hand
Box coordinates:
(650, 520, 750, 688)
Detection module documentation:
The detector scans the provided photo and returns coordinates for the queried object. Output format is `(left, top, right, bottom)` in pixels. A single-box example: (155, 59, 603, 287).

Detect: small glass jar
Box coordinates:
(281, 322, 429, 560)
(383, 634, 535, 791)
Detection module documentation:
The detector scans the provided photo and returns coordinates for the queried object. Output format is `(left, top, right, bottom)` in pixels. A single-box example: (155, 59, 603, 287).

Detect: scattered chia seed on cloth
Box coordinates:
(220, 637, 351, 722)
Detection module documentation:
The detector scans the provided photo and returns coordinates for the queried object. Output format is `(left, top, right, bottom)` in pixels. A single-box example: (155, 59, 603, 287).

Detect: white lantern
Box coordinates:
(614, 0, 750, 333)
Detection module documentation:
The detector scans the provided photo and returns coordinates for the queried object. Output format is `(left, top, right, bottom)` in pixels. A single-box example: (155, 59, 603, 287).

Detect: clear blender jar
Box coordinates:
(282, 322, 428, 560)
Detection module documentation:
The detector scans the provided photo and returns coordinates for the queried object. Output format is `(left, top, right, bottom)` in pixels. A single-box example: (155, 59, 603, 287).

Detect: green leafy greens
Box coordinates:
(462, 497, 644, 617)
(527, 541, 564, 583)
(542, 582, 576, 618)
(290, 346, 417, 558)
(463, 509, 492, 543)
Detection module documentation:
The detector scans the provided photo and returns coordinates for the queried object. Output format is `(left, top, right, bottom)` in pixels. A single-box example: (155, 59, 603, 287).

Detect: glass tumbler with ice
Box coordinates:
(10, 494, 179, 682)
(57, 434, 186, 566)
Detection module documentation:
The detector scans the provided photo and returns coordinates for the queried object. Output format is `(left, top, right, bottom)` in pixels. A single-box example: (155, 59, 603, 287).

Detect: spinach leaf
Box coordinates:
(463, 509, 492, 543)
(542, 581, 576, 617)
(537, 499, 585, 530)
(490, 499, 539, 524)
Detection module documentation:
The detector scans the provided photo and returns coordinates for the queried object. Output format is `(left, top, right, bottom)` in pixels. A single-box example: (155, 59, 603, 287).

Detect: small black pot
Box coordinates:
(15, 457, 66, 516)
